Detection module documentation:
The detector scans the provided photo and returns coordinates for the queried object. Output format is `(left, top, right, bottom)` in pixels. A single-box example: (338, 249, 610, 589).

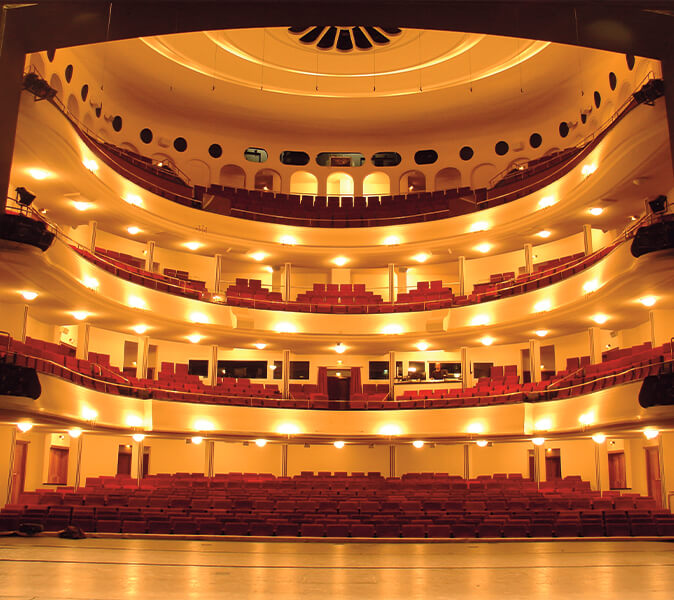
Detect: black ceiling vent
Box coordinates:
(289, 26, 401, 52)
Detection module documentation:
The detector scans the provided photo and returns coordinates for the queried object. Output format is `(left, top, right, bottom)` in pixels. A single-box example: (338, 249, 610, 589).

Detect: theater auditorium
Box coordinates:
(0, 2, 673, 598)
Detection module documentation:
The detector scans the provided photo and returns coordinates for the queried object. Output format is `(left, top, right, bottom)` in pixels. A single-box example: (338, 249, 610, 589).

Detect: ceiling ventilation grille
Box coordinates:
(288, 26, 401, 51)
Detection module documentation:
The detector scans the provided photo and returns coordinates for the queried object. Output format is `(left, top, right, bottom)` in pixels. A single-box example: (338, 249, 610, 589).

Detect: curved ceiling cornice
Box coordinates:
(139, 28, 550, 98)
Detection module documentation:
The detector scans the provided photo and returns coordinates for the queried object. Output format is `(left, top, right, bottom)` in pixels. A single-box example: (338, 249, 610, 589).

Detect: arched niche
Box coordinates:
(219, 164, 246, 188)
(183, 158, 211, 186)
(48, 73, 63, 99)
(255, 168, 281, 192)
(362, 171, 390, 196)
(434, 167, 462, 190)
(399, 170, 426, 193)
(120, 141, 139, 155)
(290, 171, 318, 195)
(326, 171, 354, 195)
(66, 94, 79, 121)
(470, 163, 497, 189)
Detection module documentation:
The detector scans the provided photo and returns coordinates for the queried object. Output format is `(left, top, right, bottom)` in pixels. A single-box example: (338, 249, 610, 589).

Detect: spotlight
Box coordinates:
(15, 187, 36, 206)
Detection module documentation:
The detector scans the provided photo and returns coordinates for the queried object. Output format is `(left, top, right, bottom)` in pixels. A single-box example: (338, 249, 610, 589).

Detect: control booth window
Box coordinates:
(369, 361, 389, 380)
(290, 361, 310, 380)
(272, 360, 282, 380)
(188, 360, 209, 377)
(473, 362, 493, 379)
(217, 360, 268, 379)
(408, 360, 426, 380)
(429, 362, 462, 380)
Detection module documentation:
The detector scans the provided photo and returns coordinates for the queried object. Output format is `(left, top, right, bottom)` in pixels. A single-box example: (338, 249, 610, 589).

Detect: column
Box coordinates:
(397, 267, 408, 297)
(524, 244, 533, 274)
(583, 224, 593, 255)
(529, 339, 542, 383)
(281, 443, 288, 477)
(658, 436, 668, 509)
(145, 241, 155, 272)
(73, 434, 83, 490)
(588, 326, 602, 365)
(20, 305, 28, 342)
(136, 335, 149, 379)
(650, 310, 657, 347)
(594, 443, 602, 492)
(389, 445, 396, 478)
(135, 438, 144, 487)
(460, 346, 469, 389)
(76, 323, 90, 360)
(388, 350, 396, 399)
(458, 256, 466, 296)
(283, 262, 292, 301)
(388, 263, 395, 303)
(463, 443, 470, 479)
(282, 349, 290, 399)
(205, 440, 215, 477)
(5, 427, 17, 504)
(88, 220, 98, 253)
(649, 310, 674, 347)
(213, 253, 224, 294)
(209, 344, 219, 386)
(533, 444, 542, 487)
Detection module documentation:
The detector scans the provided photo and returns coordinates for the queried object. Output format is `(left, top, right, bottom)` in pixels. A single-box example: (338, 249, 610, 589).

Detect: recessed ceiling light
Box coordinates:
(250, 251, 267, 262)
(17, 422, 33, 433)
(412, 252, 431, 263)
(643, 427, 659, 440)
(184, 241, 202, 251)
(474, 243, 492, 254)
(332, 256, 349, 267)
(383, 235, 400, 246)
(128, 296, 147, 310)
(591, 313, 608, 324)
(127, 226, 141, 235)
(132, 325, 148, 335)
(334, 342, 346, 354)
(333, 440, 345, 449)
(591, 433, 606, 444)
(124, 194, 143, 207)
(469, 221, 489, 233)
(639, 296, 657, 307)
(480, 336, 494, 346)
(475, 439, 489, 447)
(535, 329, 549, 337)
(255, 438, 268, 447)
(187, 333, 202, 344)
(264, 266, 274, 273)
(538, 196, 556, 209)
(82, 158, 99, 172)
(471, 315, 490, 326)
(71, 311, 89, 321)
(381, 324, 403, 335)
(581, 164, 597, 176)
(536, 230, 551, 238)
(72, 201, 93, 211)
(531, 437, 545, 446)
(191, 436, 203, 445)
(254, 342, 266, 350)
(415, 341, 429, 351)
(534, 299, 551, 313)
(19, 290, 38, 301)
(132, 433, 146, 443)
(588, 207, 604, 216)
(68, 428, 82, 438)
(82, 276, 99, 290)
(27, 168, 51, 180)
(412, 440, 425, 449)
(583, 280, 599, 293)
(279, 235, 297, 246)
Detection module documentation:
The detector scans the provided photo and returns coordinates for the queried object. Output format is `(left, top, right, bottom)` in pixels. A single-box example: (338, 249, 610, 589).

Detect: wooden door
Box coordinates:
(645, 446, 662, 508)
(545, 455, 562, 480)
(10, 441, 28, 504)
(608, 451, 626, 489)
(47, 446, 69, 484)
(117, 446, 132, 476)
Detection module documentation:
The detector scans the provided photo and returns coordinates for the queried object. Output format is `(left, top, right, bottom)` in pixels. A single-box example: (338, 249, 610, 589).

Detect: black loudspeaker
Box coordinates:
(649, 195, 667, 214)
(639, 372, 674, 407)
(15, 186, 36, 206)
(631, 221, 674, 257)
(633, 78, 665, 106)
(0, 363, 42, 399)
(0, 213, 55, 251)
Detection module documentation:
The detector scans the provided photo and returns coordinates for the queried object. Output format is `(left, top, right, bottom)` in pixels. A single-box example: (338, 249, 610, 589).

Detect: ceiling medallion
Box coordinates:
(288, 26, 402, 51)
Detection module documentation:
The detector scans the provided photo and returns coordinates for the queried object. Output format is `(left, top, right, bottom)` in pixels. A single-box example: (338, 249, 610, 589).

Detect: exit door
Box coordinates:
(645, 446, 662, 508)
(11, 441, 28, 504)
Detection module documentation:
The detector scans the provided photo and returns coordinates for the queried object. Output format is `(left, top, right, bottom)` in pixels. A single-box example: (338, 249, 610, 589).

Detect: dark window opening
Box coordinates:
(316, 152, 365, 167)
(459, 146, 474, 161)
(208, 143, 222, 158)
(173, 137, 187, 152)
(80, 84, 88, 102)
(188, 360, 209, 377)
(594, 91, 601, 108)
(218, 360, 268, 379)
(371, 152, 401, 167)
(369, 361, 390, 380)
(609, 71, 617, 91)
(290, 361, 310, 380)
(112, 115, 123, 132)
(407, 360, 426, 380)
(64, 64, 73, 83)
(529, 133, 542, 148)
(495, 141, 509, 156)
(626, 54, 635, 70)
(429, 362, 462, 380)
(47, 49, 55, 62)
(280, 151, 310, 166)
(559, 121, 570, 138)
(414, 149, 438, 165)
(272, 360, 282, 380)
(244, 147, 268, 163)
(140, 128, 153, 144)
(473, 362, 493, 379)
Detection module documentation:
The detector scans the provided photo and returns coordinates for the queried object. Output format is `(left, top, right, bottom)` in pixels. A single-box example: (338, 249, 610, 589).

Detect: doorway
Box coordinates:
(117, 444, 132, 476)
(327, 368, 350, 408)
(11, 441, 28, 504)
(47, 446, 69, 484)
(645, 446, 662, 507)
(608, 451, 627, 489)
(545, 448, 562, 480)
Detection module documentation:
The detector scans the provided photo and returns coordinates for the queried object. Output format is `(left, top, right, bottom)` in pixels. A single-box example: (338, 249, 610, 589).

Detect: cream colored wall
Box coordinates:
(549, 439, 597, 486)
(214, 441, 282, 475)
(146, 437, 206, 475)
(16, 430, 48, 492)
(0, 426, 14, 502)
(1, 303, 28, 340)
(662, 432, 674, 511)
(621, 320, 651, 348)
(470, 441, 529, 478)
(287, 443, 390, 476)
(78, 434, 131, 483)
(397, 443, 464, 476)
(627, 436, 652, 496)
